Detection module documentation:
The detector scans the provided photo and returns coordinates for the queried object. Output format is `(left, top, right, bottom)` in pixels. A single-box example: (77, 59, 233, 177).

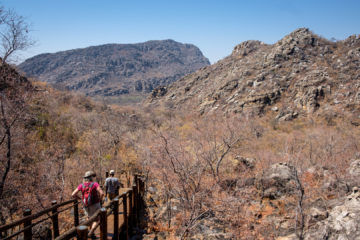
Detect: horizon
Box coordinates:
(2, 0, 360, 64)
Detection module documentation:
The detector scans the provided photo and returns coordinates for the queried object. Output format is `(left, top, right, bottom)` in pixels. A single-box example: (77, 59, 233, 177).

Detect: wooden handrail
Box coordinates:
(1, 174, 145, 240)
(55, 191, 134, 240)
(55, 208, 101, 240)
(0, 199, 76, 232)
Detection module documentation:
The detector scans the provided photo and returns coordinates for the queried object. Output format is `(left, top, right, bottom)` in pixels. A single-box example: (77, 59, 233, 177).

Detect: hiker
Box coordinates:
(105, 169, 121, 201)
(89, 170, 97, 179)
(72, 171, 104, 238)
(82, 170, 96, 183)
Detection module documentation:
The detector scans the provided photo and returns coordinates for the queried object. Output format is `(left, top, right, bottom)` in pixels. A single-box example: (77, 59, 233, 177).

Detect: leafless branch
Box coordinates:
(0, 7, 35, 63)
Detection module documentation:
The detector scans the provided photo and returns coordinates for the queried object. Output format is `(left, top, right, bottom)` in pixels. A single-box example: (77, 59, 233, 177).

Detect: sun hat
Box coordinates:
(84, 171, 93, 178)
(89, 170, 96, 177)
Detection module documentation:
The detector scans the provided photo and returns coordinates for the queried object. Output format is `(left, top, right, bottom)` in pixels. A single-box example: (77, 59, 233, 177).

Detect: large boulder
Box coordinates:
(348, 159, 360, 176)
(235, 156, 256, 169)
(257, 162, 298, 199)
(304, 187, 360, 240)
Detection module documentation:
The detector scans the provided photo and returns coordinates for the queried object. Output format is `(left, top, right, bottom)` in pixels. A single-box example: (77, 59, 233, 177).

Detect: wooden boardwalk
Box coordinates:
(0, 175, 145, 240)
(92, 188, 129, 240)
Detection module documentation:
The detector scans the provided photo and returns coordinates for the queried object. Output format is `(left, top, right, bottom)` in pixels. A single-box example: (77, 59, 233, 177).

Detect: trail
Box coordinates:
(92, 187, 130, 240)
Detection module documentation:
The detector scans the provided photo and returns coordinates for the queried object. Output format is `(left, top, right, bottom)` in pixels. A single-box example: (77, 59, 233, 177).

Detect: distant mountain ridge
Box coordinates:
(18, 40, 210, 103)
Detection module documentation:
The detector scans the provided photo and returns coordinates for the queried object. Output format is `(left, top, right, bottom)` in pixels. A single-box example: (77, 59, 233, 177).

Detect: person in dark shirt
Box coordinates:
(104, 170, 121, 201)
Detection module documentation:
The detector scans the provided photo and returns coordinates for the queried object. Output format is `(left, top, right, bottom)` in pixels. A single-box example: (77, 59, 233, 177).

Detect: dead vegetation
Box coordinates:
(139, 109, 360, 239)
(2, 29, 360, 239)
(3, 74, 360, 238)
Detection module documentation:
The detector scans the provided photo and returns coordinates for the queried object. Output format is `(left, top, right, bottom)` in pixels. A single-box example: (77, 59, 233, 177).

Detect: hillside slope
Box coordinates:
(18, 40, 210, 104)
(1, 58, 147, 226)
(148, 28, 360, 122)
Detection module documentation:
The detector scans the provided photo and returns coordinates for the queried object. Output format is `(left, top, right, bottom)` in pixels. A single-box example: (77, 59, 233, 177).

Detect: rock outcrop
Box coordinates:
(147, 28, 360, 122)
(0, 58, 32, 96)
(348, 159, 360, 176)
(304, 188, 360, 239)
(257, 162, 298, 199)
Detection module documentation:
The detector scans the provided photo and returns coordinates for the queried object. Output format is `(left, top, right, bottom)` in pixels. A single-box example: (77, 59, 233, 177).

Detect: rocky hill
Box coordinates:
(0, 58, 33, 103)
(148, 28, 360, 122)
(18, 40, 210, 104)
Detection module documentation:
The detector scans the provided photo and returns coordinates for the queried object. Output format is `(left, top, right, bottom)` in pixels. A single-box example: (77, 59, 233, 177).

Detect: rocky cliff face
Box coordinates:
(148, 28, 360, 121)
(18, 40, 209, 103)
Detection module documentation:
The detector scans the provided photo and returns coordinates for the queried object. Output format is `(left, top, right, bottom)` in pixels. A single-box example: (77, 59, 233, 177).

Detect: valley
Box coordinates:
(1, 28, 360, 239)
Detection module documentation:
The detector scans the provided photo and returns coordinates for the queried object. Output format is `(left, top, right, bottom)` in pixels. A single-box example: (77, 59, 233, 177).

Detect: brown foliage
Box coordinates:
(139, 108, 360, 238)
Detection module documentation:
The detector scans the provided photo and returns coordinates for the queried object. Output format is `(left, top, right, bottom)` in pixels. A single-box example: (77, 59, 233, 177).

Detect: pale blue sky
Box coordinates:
(2, 0, 360, 63)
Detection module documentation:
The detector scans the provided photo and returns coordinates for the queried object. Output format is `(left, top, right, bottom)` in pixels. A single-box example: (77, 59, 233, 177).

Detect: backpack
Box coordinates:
(81, 182, 98, 207)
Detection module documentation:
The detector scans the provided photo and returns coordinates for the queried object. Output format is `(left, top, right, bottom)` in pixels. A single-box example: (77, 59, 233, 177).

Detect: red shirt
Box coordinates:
(77, 182, 100, 204)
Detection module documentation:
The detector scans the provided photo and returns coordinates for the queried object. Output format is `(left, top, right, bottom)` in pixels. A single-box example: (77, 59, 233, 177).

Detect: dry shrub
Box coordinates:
(138, 107, 360, 238)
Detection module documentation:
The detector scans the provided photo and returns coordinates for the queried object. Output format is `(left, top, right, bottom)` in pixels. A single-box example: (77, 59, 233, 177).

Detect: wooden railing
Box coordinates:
(0, 199, 79, 240)
(0, 174, 145, 240)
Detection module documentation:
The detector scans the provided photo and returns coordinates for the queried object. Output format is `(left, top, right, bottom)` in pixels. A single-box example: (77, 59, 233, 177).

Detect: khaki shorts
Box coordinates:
(84, 202, 101, 217)
(108, 192, 118, 201)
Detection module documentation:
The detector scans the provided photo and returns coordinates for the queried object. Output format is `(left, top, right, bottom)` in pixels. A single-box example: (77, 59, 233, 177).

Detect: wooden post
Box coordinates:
(123, 193, 128, 240)
(135, 176, 140, 216)
(51, 200, 60, 238)
(76, 225, 88, 240)
(113, 197, 119, 240)
(133, 184, 138, 226)
(139, 178, 144, 209)
(104, 171, 109, 189)
(23, 209, 32, 240)
(127, 173, 130, 187)
(73, 199, 79, 227)
(134, 175, 139, 194)
(128, 189, 133, 230)
(99, 208, 107, 240)
(142, 178, 145, 192)
(137, 178, 141, 210)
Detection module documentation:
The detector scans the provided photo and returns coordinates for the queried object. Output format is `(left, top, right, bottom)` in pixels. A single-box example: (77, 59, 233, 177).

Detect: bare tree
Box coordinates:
(0, 91, 28, 199)
(0, 7, 34, 63)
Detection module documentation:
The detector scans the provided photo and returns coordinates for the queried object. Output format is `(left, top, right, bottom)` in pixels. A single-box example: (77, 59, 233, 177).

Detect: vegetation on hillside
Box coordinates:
(0, 63, 145, 227)
(2, 29, 360, 239)
(139, 110, 360, 239)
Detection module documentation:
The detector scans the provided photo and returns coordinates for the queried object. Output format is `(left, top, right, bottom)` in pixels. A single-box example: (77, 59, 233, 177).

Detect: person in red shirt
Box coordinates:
(72, 171, 104, 238)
